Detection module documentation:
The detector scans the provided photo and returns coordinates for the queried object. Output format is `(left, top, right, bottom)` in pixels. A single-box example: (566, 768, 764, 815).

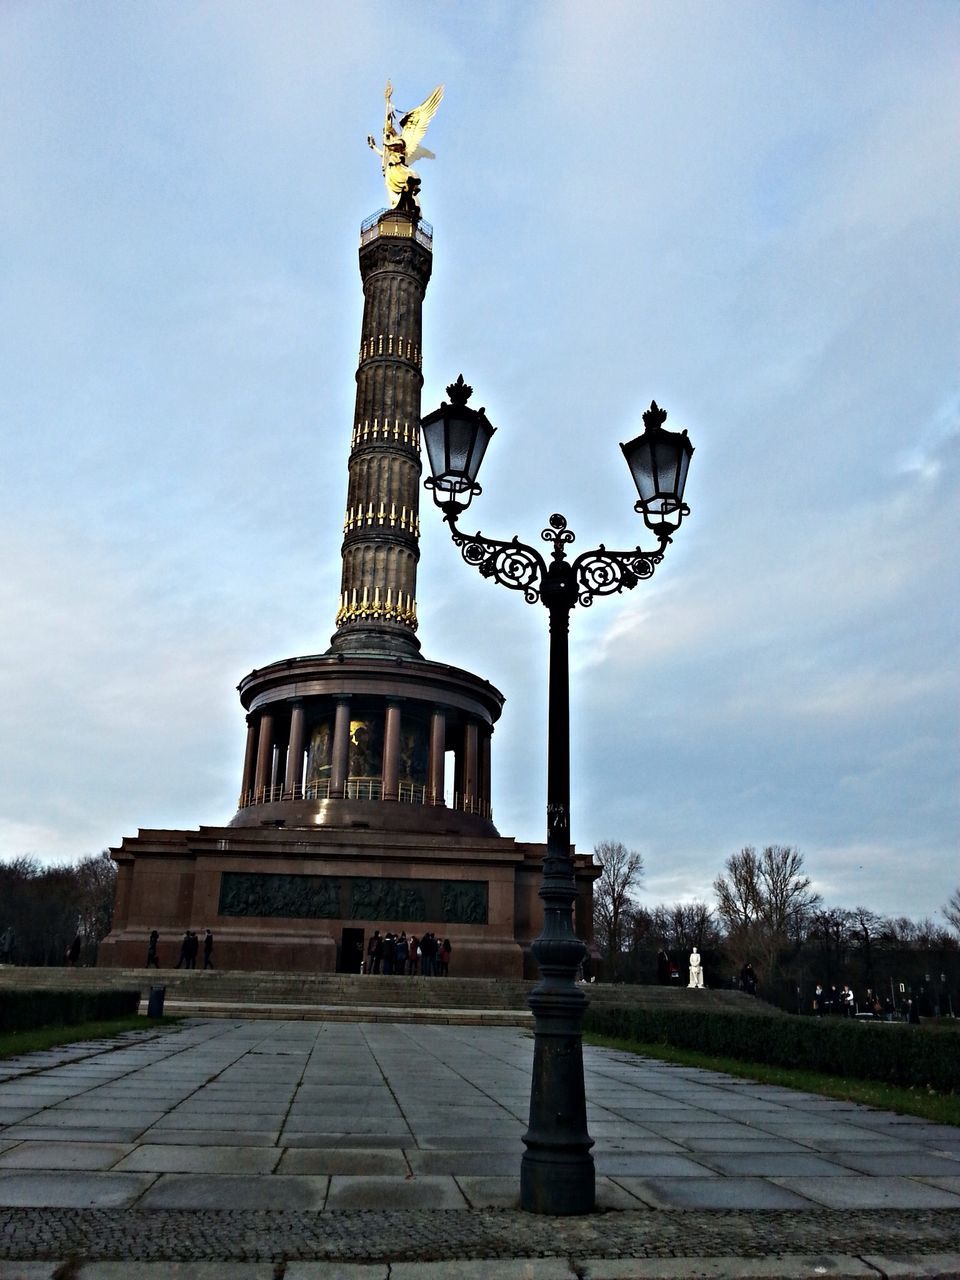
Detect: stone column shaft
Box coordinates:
(285, 701, 306, 795)
(463, 721, 479, 808)
(428, 708, 446, 805)
(330, 698, 351, 798)
(481, 729, 493, 815)
(241, 718, 257, 801)
(253, 712, 274, 795)
(382, 701, 402, 801)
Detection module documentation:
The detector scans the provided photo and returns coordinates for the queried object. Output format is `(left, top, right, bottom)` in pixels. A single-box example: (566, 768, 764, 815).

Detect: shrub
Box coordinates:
(0, 988, 140, 1032)
(584, 1005, 959, 1094)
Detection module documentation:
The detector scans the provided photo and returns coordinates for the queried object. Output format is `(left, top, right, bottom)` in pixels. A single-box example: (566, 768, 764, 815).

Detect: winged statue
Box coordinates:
(367, 80, 444, 213)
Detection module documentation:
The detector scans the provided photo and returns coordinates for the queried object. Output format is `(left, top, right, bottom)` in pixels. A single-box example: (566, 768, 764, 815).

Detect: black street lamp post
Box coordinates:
(422, 375, 694, 1216)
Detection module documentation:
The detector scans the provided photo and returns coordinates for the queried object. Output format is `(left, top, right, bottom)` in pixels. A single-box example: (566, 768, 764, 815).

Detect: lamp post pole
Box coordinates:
(422, 378, 693, 1215)
(524, 523, 594, 1215)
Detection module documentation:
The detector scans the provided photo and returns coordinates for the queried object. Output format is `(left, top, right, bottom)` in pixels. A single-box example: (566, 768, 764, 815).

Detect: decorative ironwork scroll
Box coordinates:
(451, 528, 544, 603)
(447, 510, 665, 611)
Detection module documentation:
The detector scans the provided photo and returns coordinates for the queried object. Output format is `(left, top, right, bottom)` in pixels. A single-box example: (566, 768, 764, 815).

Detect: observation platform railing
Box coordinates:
(237, 777, 491, 819)
(360, 208, 433, 249)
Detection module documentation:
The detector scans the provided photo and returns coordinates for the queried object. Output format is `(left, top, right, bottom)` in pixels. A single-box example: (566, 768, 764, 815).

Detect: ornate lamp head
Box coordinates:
(422, 375, 497, 514)
(620, 401, 693, 540)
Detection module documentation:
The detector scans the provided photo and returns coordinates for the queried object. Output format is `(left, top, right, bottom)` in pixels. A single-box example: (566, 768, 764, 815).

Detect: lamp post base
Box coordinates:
(520, 972, 596, 1215)
(521, 1143, 596, 1217)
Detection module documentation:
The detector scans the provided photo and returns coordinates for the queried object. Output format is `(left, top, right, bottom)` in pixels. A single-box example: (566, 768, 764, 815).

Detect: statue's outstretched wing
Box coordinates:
(400, 85, 444, 164)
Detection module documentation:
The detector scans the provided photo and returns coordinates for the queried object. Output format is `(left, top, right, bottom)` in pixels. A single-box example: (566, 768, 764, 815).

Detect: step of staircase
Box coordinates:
(0, 966, 780, 1020)
(138, 998, 534, 1026)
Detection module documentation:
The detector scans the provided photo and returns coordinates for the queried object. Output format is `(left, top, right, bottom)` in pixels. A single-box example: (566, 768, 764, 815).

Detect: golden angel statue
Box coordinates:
(367, 80, 444, 213)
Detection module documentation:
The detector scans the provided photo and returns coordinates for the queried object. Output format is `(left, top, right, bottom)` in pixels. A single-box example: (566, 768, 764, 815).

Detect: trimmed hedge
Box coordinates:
(0, 988, 140, 1033)
(584, 1005, 959, 1095)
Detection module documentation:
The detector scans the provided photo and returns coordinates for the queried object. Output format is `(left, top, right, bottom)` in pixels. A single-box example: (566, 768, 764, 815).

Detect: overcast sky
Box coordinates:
(1, 1, 957, 922)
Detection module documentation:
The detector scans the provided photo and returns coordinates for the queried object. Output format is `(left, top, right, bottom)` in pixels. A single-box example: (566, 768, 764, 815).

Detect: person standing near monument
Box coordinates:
(146, 930, 160, 968)
(203, 930, 214, 970)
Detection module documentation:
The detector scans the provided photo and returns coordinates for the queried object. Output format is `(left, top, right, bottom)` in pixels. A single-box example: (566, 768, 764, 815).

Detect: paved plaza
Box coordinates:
(0, 1018, 958, 1277)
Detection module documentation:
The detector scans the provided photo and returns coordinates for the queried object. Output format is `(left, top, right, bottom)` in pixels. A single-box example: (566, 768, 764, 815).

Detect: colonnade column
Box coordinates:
(480, 728, 492, 817)
(285, 700, 305, 796)
(330, 698, 351, 799)
(463, 721, 479, 811)
(428, 708, 446, 806)
(241, 717, 257, 803)
(382, 701, 402, 801)
(253, 712, 274, 796)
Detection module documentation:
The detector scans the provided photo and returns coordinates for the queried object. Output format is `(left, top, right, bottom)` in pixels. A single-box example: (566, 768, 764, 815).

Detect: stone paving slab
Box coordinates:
(860, 1257, 960, 1279)
(920, 1176, 960, 1194)
(772, 1175, 960, 1209)
(0, 1126, 149, 1144)
(695, 1152, 859, 1176)
(0, 1143, 133, 1171)
(139, 1173, 329, 1209)
(609, 1174, 814, 1210)
(278, 1149, 409, 1175)
(325, 1174, 467, 1210)
(831, 1152, 960, 1176)
(0, 1171, 156, 1208)
(113, 1143, 281, 1173)
(576, 1260, 880, 1279)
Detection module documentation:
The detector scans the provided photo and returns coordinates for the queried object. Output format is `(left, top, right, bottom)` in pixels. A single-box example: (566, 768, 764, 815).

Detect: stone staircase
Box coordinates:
(0, 967, 779, 1026)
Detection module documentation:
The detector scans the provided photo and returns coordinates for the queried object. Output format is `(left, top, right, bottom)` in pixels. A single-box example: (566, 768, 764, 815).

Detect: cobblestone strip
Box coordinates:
(1, 1208, 959, 1263)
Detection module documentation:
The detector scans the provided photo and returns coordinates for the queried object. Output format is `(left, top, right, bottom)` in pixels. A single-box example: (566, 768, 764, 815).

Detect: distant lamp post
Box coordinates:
(423, 376, 694, 1215)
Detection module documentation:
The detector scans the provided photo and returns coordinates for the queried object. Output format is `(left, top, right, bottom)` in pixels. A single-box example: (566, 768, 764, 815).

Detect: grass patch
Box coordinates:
(585, 1032, 960, 1128)
(0, 1015, 180, 1061)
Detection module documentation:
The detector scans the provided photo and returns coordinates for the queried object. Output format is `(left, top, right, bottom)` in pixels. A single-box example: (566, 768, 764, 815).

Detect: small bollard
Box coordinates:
(147, 986, 166, 1018)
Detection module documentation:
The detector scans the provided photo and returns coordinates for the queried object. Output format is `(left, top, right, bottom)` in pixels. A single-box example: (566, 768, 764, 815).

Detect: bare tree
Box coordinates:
(849, 905, 884, 976)
(0, 851, 117, 965)
(75, 851, 117, 961)
(944, 887, 960, 938)
(714, 845, 820, 986)
(757, 845, 820, 940)
(713, 847, 761, 933)
(808, 907, 853, 980)
(666, 901, 720, 952)
(592, 840, 644, 974)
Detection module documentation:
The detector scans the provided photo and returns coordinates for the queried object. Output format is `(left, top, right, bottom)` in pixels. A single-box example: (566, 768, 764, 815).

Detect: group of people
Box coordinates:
(364, 930, 451, 976)
(813, 983, 914, 1021)
(144, 929, 214, 970)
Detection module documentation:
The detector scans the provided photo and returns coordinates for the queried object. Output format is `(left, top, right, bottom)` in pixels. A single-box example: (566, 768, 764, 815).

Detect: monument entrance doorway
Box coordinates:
(340, 928, 365, 974)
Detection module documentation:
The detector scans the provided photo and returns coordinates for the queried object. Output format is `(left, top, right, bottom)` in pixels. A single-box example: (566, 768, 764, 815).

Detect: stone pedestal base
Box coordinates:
(99, 822, 598, 980)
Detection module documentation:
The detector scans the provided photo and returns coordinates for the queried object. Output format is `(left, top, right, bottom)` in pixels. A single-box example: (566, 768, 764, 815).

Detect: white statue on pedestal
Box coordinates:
(688, 948, 704, 989)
